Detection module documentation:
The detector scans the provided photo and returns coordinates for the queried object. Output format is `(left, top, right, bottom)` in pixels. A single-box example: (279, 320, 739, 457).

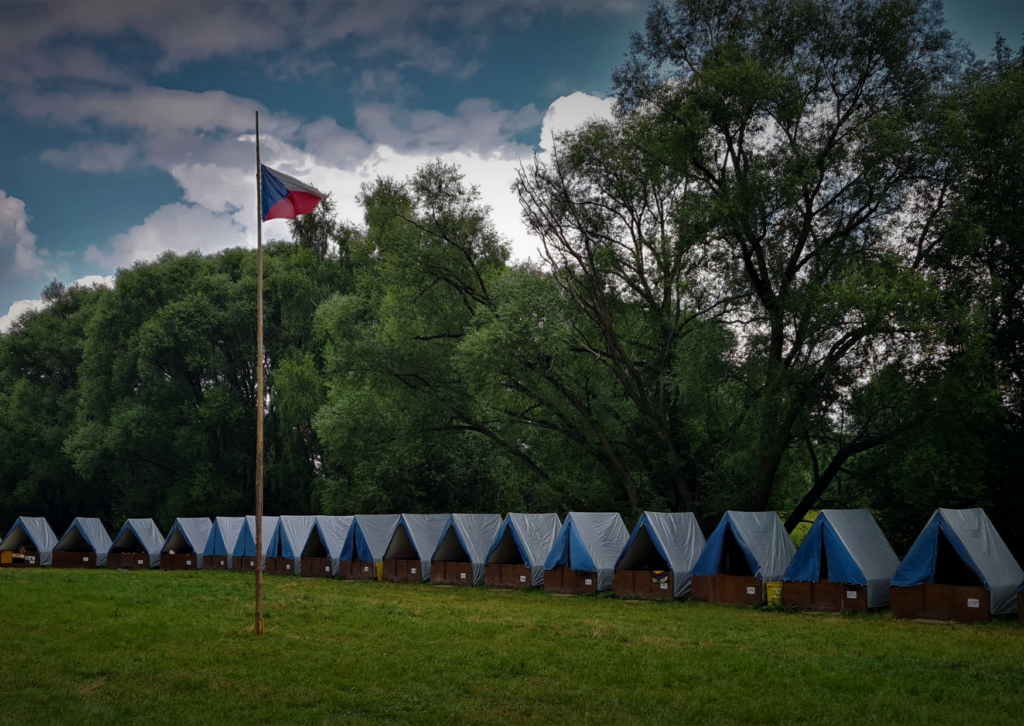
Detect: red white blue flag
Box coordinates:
(260, 164, 325, 221)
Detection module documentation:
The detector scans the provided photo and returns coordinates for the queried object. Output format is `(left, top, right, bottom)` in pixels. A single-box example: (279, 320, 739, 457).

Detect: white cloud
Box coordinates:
(41, 141, 139, 173)
(72, 275, 116, 289)
(0, 190, 48, 279)
(0, 298, 47, 334)
(539, 91, 616, 152)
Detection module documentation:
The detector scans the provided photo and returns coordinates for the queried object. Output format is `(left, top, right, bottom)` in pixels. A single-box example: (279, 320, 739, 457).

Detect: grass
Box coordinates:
(1, 569, 1022, 725)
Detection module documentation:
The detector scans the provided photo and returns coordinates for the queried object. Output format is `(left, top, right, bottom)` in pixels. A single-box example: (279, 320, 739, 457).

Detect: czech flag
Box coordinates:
(261, 164, 325, 221)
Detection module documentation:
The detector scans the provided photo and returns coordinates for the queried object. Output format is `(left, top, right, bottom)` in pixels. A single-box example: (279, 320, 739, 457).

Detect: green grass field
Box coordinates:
(1, 569, 1022, 725)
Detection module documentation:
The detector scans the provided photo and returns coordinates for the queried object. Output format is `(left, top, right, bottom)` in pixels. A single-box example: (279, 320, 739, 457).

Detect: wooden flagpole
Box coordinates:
(254, 110, 265, 637)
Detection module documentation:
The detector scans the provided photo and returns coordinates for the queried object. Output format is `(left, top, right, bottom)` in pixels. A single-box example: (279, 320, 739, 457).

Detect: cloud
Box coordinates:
(0, 190, 48, 279)
(0, 275, 114, 334)
(539, 91, 616, 152)
(41, 141, 139, 173)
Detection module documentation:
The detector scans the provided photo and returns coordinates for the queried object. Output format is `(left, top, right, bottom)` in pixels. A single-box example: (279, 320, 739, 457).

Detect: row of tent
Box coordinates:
(3, 508, 1023, 623)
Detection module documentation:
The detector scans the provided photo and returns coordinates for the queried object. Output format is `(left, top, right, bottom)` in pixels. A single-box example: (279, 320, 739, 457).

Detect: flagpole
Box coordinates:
(254, 110, 265, 637)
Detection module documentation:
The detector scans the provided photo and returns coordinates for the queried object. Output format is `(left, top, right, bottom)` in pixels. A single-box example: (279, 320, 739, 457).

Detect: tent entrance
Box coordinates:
(164, 530, 194, 554)
(384, 525, 419, 561)
(487, 528, 525, 565)
(433, 528, 470, 563)
(110, 530, 144, 554)
(934, 528, 983, 587)
(819, 531, 830, 580)
(59, 528, 94, 553)
(0, 526, 33, 552)
(720, 526, 753, 576)
(617, 525, 669, 571)
(302, 528, 329, 558)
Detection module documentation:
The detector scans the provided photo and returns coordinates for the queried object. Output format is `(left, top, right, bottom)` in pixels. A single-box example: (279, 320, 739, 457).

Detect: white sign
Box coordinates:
(83, 556, 89, 562)
(846, 591, 857, 599)
(519, 575, 527, 583)
(26, 556, 36, 564)
(363, 566, 370, 572)
(220, 560, 225, 566)
(137, 559, 144, 565)
(967, 598, 980, 608)
(660, 583, 669, 590)
(746, 586, 756, 595)
(411, 567, 417, 574)
(286, 564, 291, 570)
(585, 578, 592, 586)
(325, 566, 330, 572)
(249, 561, 255, 567)
(460, 572, 467, 579)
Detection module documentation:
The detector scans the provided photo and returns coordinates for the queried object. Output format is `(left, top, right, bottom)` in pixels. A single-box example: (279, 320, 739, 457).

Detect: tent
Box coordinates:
(382, 513, 449, 583)
(107, 519, 165, 570)
(0, 517, 58, 568)
(613, 512, 706, 600)
(782, 510, 900, 611)
(485, 513, 562, 589)
(161, 518, 213, 570)
(231, 516, 280, 572)
(691, 511, 796, 605)
(271, 516, 319, 576)
(890, 508, 1023, 622)
(338, 514, 400, 580)
(543, 512, 629, 594)
(53, 518, 112, 568)
(203, 517, 245, 570)
(301, 516, 354, 578)
(430, 513, 503, 586)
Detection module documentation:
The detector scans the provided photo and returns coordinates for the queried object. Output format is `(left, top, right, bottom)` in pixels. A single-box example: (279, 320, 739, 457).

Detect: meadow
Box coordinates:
(1, 569, 1022, 725)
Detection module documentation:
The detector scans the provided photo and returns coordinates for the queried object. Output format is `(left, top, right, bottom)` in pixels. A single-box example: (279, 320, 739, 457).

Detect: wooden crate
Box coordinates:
(690, 574, 763, 606)
(52, 551, 98, 569)
(381, 558, 422, 583)
(302, 557, 333, 578)
(161, 553, 199, 570)
(202, 555, 231, 570)
(0, 550, 41, 568)
(107, 553, 151, 570)
(342, 559, 378, 580)
(484, 563, 532, 589)
(612, 570, 675, 600)
(891, 584, 991, 623)
(431, 561, 474, 586)
(543, 567, 599, 595)
(782, 580, 869, 612)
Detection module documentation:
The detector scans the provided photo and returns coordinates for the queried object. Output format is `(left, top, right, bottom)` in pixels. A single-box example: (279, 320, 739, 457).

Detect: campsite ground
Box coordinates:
(1, 569, 1022, 725)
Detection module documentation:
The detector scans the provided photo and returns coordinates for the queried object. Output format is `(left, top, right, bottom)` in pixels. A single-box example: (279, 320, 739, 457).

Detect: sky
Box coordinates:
(1, 0, 1022, 331)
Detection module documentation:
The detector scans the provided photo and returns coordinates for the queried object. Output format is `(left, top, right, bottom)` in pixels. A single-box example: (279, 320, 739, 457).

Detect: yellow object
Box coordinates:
(376, 561, 384, 582)
(0, 551, 11, 564)
(766, 582, 784, 605)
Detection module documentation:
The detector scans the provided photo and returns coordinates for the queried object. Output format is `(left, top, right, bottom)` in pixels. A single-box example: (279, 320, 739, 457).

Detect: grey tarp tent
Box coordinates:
(54, 518, 112, 568)
(783, 509, 900, 610)
(232, 516, 281, 572)
(383, 513, 449, 583)
(485, 513, 562, 588)
(431, 513, 503, 586)
(161, 517, 213, 570)
(108, 518, 165, 569)
(338, 514, 400, 579)
(891, 508, 1023, 619)
(543, 512, 629, 594)
(303, 516, 354, 577)
(691, 511, 796, 605)
(276, 515, 319, 575)
(614, 512, 706, 600)
(0, 517, 58, 567)
(203, 517, 245, 569)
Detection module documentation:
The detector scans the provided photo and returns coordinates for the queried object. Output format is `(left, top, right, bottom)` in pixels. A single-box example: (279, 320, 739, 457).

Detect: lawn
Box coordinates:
(1, 569, 1022, 725)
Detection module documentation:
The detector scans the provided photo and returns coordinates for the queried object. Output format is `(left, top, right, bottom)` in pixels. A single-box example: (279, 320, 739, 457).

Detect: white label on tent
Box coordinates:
(286, 564, 291, 570)
(411, 568, 417, 574)
(967, 598, 980, 608)
(660, 583, 668, 590)
(83, 556, 89, 562)
(585, 578, 592, 586)
(746, 587, 756, 595)
(249, 561, 255, 567)
(186, 560, 192, 566)
(26, 556, 36, 564)
(363, 566, 369, 572)
(520, 575, 527, 583)
(220, 560, 225, 566)
(460, 572, 467, 579)
(137, 559, 144, 565)
(325, 566, 330, 572)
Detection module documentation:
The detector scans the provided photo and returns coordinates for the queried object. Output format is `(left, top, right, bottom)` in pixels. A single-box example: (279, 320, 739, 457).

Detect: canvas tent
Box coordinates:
(382, 513, 449, 583)
(300, 516, 354, 578)
(107, 519, 164, 570)
(890, 508, 1023, 621)
(203, 517, 245, 570)
(161, 518, 213, 570)
(485, 513, 562, 589)
(338, 514, 400, 580)
(53, 518, 112, 568)
(0, 517, 57, 568)
(231, 516, 280, 572)
(782, 510, 900, 611)
(691, 511, 796, 606)
(543, 512, 629, 594)
(430, 513, 503, 586)
(271, 516, 319, 575)
(613, 512, 706, 600)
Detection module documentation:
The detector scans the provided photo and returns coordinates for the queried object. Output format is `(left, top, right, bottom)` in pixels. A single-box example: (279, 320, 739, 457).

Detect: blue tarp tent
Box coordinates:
(108, 519, 165, 569)
(54, 518, 112, 567)
(232, 516, 280, 570)
(891, 508, 1023, 616)
(783, 510, 900, 608)
(486, 513, 562, 587)
(0, 517, 58, 566)
(543, 512, 629, 592)
(383, 513, 449, 582)
(203, 517, 245, 569)
(277, 515, 319, 575)
(161, 518, 213, 569)
(615, 512, 706, 599)
(431, 513, 503, 585)
(340, 514, 401, 565)
(692, 511, 795, 585)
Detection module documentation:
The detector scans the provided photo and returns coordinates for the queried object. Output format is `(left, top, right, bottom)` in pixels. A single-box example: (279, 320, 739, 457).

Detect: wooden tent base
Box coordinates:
(783, 580, 868, 612)
(302, 556, 333, 578)
(891, 584, 990, 623)
(338, 559, 377, 580)
(612, 570, 675, 600)
(690, 574, 762, 606)
(431, 561, 474, 586)
(382, 558, 423, 583)
(52, 551, 98, 568)
(233, 556, 260, 572)
(0, 549, 41, 568)
(161, 553, 199, 570)
(202, 555, 231, 570)
(107, 553, 151, 570)
(544, 567, 599, 595)
(484, 563, 532, 589)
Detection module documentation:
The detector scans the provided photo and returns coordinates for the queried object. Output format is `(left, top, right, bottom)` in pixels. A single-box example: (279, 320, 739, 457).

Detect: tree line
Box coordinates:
(2, 0, 1022, 558)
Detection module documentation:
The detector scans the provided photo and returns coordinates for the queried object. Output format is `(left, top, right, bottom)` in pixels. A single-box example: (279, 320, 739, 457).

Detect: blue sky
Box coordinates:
(1, 0, 1022, 329)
